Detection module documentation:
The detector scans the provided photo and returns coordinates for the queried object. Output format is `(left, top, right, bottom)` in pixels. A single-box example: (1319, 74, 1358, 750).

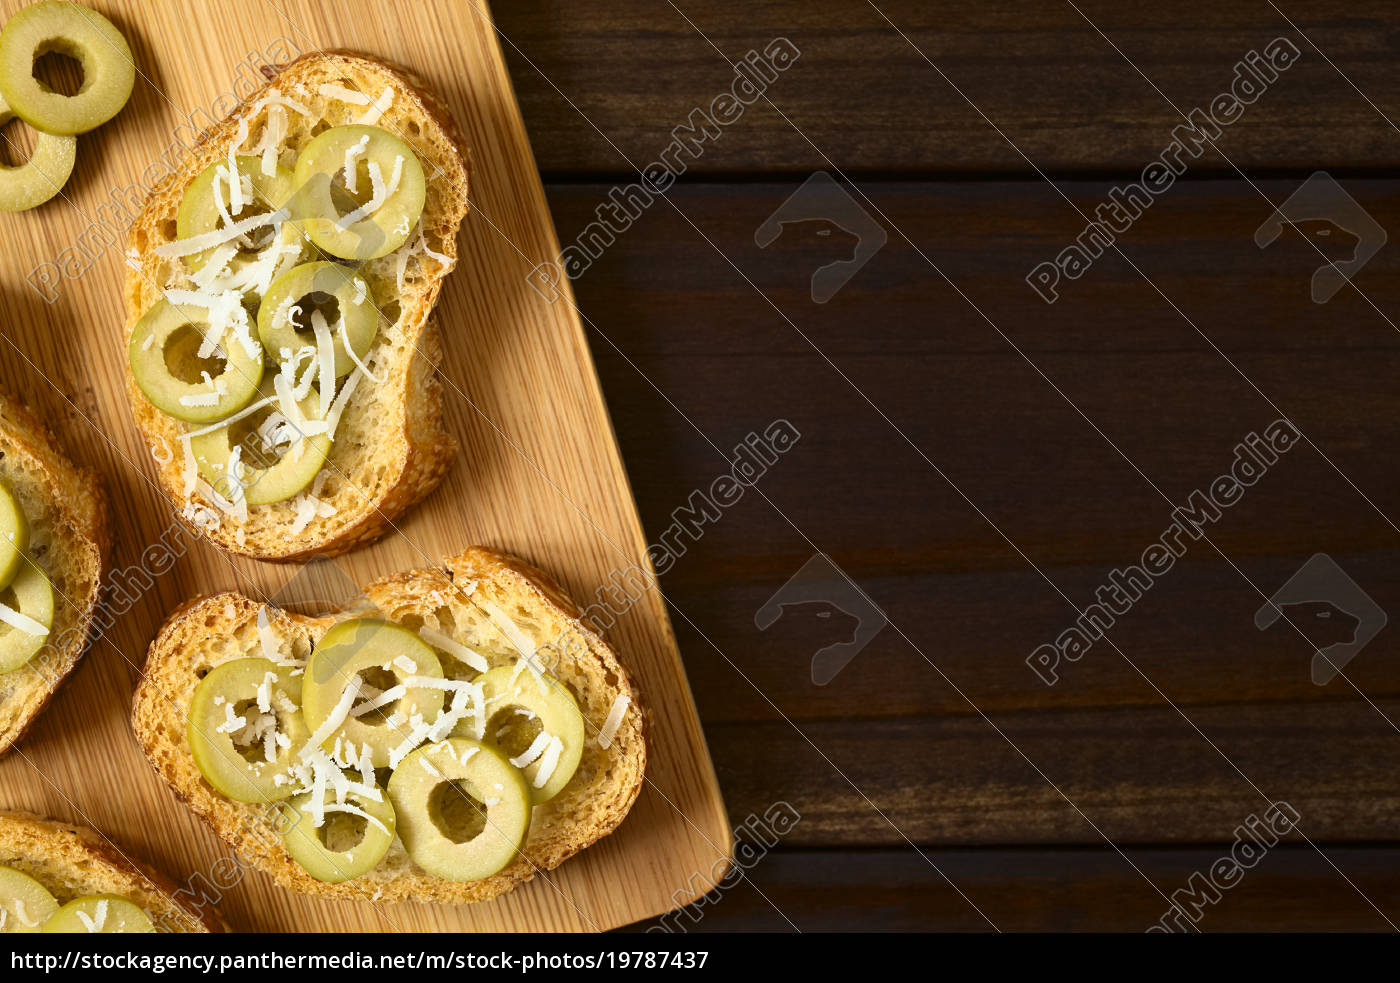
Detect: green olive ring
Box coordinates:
(128, 299, 264, 424)
(0, 2, 136, 136)
(177, 156, 306, 283)
(0, 93, 74, 212)
(258, 261, 378, 378)
(292, 125, 426, 260)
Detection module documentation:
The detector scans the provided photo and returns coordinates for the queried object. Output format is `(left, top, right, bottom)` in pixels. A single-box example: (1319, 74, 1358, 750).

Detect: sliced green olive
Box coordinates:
(282, 777, 395, 883)
(176, 155, 307, 292)
(0, 561, 53, 673)
(128, 299, 263, 424)
(258, 261, 378, 378)
(0, 1, 135, 136)
(41, 895, 153, 933)
(0, 92, 74, 211)
(302, 619, 444, 769)
(291, 125, 425, 260)
(190, 382, 330, 507)
(388, 739, 530, 882)
(0, 482, 30, 590)
(0, 865, 58, 933)
(188, 658, 309, 803)
(475, 667, 585, 804)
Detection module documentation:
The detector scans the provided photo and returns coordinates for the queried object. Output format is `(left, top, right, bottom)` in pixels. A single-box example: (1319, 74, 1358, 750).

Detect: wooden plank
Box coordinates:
(549, 180, 1400, 718)
(496, 0, 1400, 175)
(531, 180, 1400, 849)
(0, 0, 728, 933)
(705, 702, 1400, 846)
(623, 847, 1400, 932)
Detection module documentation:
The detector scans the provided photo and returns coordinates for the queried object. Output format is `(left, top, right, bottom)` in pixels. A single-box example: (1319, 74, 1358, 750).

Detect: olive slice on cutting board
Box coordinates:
(0, 1, 135, 136)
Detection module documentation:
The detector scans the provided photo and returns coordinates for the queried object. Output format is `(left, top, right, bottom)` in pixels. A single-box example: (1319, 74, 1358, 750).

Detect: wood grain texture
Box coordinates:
(544, 180, 1400, 861)
(495, 0, 1400, 175)
(626, 847, 1400, 932)
(0, 0, 728, 933)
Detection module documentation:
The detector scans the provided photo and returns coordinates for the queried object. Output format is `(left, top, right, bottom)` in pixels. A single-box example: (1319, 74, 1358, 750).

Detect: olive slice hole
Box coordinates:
(227, 204, 276, 250)
(318, 809, 369, 853)
(289, 291, 341, 336)
(230, 699, 271, 764)
(32, 45, 86, 98)
(0, 116, 37, 167)
(487, 707, 543, 759)
(351, 666, 401, 725)
(163, 323, 227, 384)
(224, 404, 303, 472)
(330, 160, 378, 215)
(428, 779, 487, 844)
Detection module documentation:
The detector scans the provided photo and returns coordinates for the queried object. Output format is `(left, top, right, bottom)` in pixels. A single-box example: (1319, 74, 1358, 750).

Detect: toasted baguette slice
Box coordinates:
(124, 51, 470, 561)
(0, 392, 108, 756)
(0, 811, 219, 932)
(132, 546, 647, 905)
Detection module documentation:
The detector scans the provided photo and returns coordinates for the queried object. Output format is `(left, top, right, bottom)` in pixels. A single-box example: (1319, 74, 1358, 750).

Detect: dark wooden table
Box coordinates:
(494, 0, 1400, 932)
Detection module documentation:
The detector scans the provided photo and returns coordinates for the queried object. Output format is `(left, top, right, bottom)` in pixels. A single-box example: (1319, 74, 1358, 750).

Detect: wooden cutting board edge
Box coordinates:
(473, 1, 737, 921)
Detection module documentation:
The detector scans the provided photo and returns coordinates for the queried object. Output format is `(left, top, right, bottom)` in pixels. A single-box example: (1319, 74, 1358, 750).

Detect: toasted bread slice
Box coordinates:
(123, 51, 470, 561)
(0, 810, 219, 932)
(132, 546, 647, 905)
(0, 391, 107, 756)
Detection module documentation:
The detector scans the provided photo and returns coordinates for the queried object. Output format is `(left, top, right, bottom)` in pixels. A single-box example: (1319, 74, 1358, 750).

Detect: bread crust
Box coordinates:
(0, 810, 221, 932)
(131, 546, 648, 907)
(123, 51, 471, 561)
(0, 390, 109, 756)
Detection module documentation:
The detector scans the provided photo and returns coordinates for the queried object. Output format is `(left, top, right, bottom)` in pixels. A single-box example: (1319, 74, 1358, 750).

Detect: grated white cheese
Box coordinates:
(322, 802, 389, 835)
(510, 732, 550, 769)
(342, 134, 370, 194)
(301, 675, 362, 755)
(0, 600, 48, 636)
(176, 371, 228, 408)
(256, 671, 277, 714)
(288, 471, 336, 536)
(532, 736, 565, 789)
(183, 395, 277, 440)
(596, 693, 631, 749)
(310, 309, 337, 418)
(155, 207, 290, 259)
(257, 105, 289, 177)
(337, 315, 384, 384)
(316, 82, 372, 106)
(417, 627, 489, 674)
(355, 86, 395, 125)
(75, 898, 108, 933)
(215, 702, 247, 735)
(335, 156, 403, 232)
(388, 714, 433, 768)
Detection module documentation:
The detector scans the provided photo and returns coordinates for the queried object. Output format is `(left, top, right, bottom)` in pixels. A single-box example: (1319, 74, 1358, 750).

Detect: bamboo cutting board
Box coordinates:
(0, 0, 731, 932)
